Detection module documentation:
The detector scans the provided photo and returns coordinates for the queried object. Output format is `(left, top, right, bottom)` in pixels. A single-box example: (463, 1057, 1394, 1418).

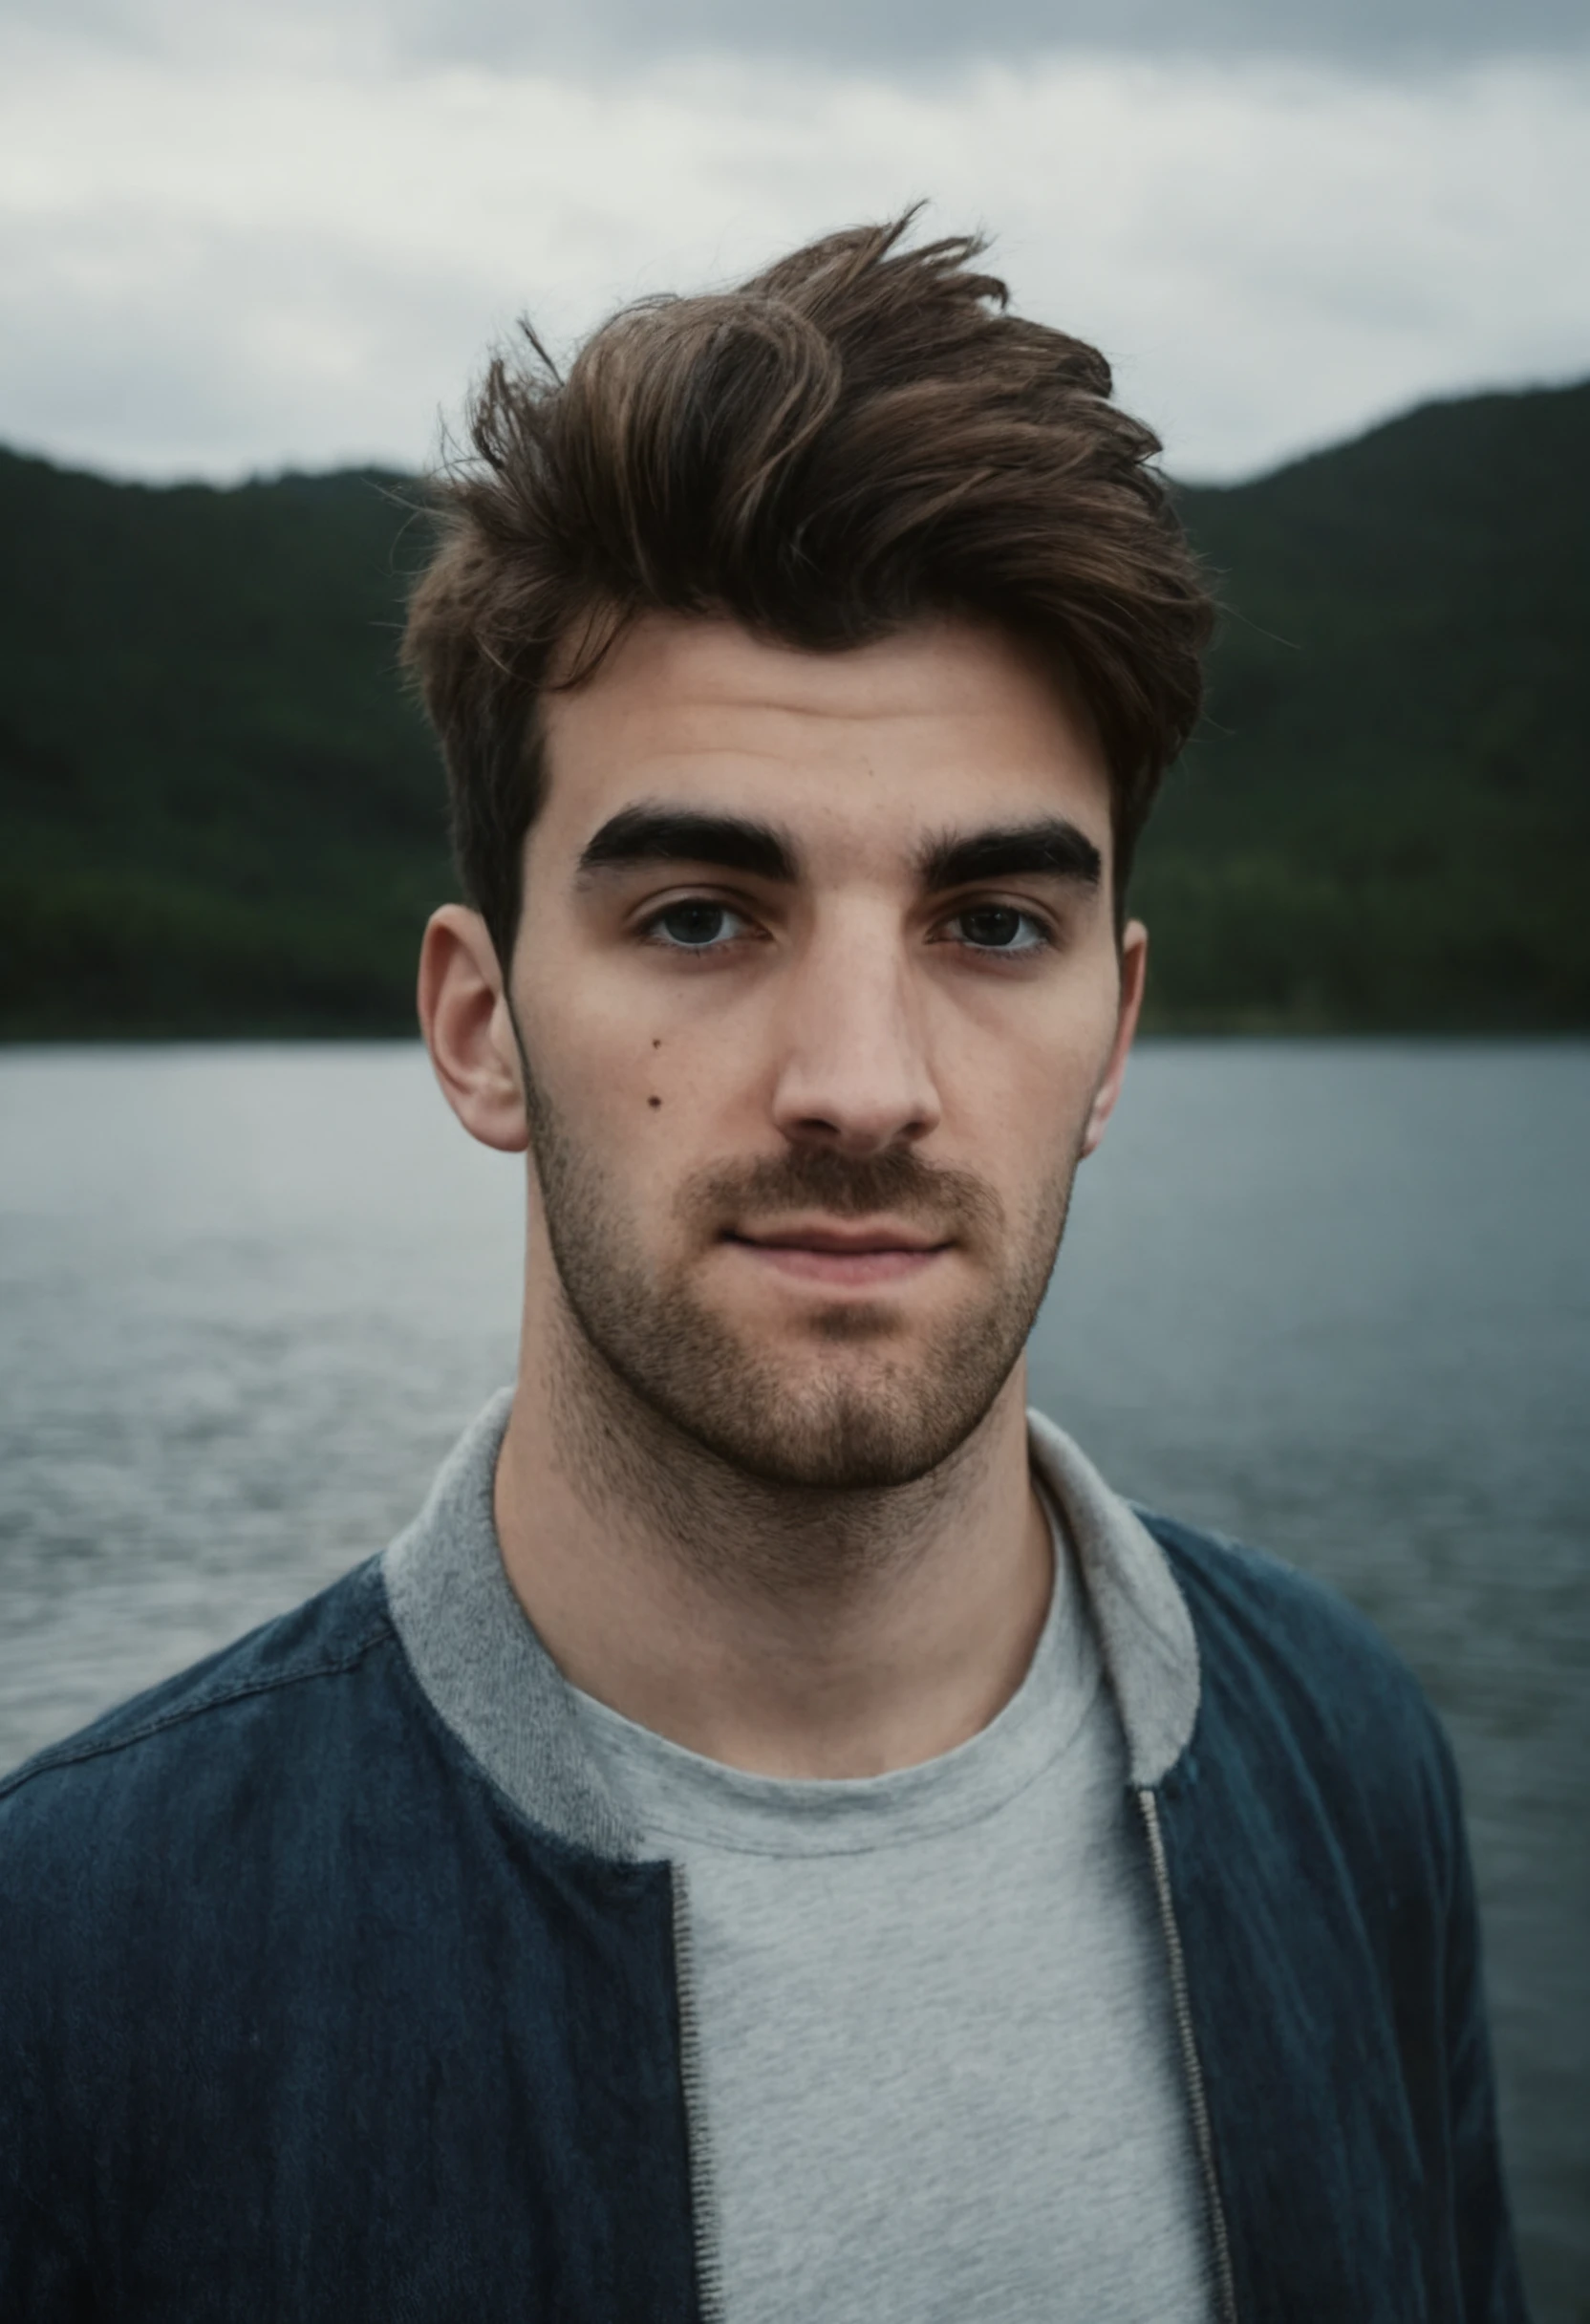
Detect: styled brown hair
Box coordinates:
(403, 214, 1213, 960)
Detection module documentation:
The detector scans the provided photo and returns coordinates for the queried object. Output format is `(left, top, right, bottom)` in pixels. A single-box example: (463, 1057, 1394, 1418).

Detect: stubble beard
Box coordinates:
(517, 1043, 1081, 1503)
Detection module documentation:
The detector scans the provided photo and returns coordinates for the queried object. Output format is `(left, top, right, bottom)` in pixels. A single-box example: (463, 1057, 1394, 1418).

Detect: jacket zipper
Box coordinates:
(1136, 1786, 1239, 2324)
(671, 1864, 727, 2324)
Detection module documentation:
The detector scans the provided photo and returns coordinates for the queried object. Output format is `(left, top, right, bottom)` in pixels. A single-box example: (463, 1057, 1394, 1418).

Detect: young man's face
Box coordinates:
(493, 611, 1144, 1490)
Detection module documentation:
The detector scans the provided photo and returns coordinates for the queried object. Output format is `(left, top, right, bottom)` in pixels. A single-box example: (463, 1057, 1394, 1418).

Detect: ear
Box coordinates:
(1080, 918, 1148, 1158)
(418, 905, 531, 1154)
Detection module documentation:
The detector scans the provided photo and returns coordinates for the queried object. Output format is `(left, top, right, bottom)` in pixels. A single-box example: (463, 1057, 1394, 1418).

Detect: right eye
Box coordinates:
(644, 900, 751, 951)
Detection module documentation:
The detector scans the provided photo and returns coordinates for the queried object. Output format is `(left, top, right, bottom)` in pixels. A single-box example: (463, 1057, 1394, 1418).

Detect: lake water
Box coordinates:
(1, 1040, 1585, 2319)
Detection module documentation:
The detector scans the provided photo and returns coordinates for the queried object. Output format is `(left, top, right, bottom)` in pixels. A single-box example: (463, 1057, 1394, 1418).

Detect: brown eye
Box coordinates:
(956, 906, 1044, 953)
(655, 902, 734, 948)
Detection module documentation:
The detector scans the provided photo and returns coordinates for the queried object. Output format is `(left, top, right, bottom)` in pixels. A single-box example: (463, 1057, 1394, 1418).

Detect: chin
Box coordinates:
(547, 1201, 1041, 1496)
(663, 1351, 1010, 1493)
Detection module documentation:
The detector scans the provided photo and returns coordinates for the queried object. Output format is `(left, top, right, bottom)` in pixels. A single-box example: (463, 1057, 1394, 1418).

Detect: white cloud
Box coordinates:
(1, 30, 1586, 483)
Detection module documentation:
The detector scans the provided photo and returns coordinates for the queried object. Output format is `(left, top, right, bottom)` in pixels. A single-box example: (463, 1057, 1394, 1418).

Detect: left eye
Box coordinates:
(952, 906, 1048, 953)
(647, 900, 749, 950)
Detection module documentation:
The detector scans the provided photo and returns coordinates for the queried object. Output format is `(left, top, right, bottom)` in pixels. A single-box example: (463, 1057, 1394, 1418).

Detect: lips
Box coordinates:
(722, 1219, 951, 1287)
(734, 1220, 944, 1253)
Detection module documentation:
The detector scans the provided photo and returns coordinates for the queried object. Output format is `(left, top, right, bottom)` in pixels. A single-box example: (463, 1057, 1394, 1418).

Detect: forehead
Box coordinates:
(535, 613, 1113, 866)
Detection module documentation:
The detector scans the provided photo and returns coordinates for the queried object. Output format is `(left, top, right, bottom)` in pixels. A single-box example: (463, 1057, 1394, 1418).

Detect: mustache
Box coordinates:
(680, 1145, 1003, 1238)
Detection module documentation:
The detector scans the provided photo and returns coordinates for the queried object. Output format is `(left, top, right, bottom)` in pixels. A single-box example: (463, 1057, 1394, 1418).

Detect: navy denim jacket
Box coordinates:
(0, 1401, 1527, 2321)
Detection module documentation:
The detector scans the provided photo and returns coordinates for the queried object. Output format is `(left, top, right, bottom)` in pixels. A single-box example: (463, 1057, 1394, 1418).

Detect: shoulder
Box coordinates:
(0, 1557, 455, 2121)
(1141, 1506, 1415, 1698)
(1142, 1506, 1429, 1716)
(1141, 1508, 1464, 1862)
(0, 1557, 400, 1849)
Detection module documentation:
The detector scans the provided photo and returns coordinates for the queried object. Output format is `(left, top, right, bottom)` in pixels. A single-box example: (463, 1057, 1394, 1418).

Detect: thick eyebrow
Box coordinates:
(576, 804, 797, 886)
(917, 818, 1103, 893)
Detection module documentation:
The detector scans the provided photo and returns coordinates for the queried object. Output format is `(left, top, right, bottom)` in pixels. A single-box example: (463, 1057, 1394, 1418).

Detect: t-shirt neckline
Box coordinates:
(567, 1485, 1106, 1859)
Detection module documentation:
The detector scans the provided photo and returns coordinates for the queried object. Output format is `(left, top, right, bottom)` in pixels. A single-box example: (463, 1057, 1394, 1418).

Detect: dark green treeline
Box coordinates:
(2, 377, 1586, 1039)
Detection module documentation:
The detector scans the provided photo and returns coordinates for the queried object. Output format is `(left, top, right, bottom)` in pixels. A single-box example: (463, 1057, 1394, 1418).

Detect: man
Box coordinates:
(0, 220, 1524, 2321)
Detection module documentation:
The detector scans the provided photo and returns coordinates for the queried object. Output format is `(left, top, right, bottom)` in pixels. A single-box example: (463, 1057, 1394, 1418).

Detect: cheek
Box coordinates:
(939, 1001, 1114, 1156)
(540, 1010, 740, 1172)
(517, 940, 672, 1122)
(519, 916, 776, 1127)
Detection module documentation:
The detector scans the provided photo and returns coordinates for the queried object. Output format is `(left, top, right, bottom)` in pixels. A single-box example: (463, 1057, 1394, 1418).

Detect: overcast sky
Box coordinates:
(3, 0, 1587, 484)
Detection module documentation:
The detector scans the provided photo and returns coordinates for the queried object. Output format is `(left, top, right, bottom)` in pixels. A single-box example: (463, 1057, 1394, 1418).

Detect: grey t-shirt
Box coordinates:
(569, 1501, 1212, 2324)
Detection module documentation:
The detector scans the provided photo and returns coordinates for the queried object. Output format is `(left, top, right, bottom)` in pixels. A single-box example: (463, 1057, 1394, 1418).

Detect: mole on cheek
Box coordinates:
(648, 1096, 662, 1109)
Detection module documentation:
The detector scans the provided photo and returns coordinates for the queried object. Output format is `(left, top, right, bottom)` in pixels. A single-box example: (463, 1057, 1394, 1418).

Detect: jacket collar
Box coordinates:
(382, 1390, 1199, 1858)
(1025, 1410, 1199, 1788)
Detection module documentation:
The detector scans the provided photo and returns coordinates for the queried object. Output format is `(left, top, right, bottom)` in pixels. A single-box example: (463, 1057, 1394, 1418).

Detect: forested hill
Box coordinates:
(0, 462, 444, 1038)
(2, 377, 1586, 1038)
(1159, 379, 1589, 1029)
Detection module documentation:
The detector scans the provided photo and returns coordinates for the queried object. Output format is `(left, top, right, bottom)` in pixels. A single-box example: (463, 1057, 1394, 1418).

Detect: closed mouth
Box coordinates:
(724, 1219, 950, 1256)
(720, 1219, 953, 1285)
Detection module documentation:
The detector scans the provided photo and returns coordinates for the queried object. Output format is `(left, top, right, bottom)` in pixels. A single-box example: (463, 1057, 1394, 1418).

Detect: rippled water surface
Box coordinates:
(1, 1041, 1586, 2318)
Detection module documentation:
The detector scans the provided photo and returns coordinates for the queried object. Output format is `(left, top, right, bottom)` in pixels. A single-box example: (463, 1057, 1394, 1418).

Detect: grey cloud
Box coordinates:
(434, 0, 1590, 71)
(16, 0, 1590, 71)
(5, 0, 1585, 486)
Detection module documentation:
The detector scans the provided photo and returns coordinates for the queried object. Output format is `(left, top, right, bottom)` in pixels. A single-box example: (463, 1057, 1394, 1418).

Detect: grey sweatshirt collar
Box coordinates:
(381, 1391, 1199, 1858)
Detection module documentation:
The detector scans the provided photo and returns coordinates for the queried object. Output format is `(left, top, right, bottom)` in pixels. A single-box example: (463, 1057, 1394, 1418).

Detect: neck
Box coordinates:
(495, 1273, 1052, 1781)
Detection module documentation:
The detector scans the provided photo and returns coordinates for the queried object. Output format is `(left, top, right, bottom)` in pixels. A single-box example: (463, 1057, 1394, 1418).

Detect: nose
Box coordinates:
(769, 910, 941, 1156)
